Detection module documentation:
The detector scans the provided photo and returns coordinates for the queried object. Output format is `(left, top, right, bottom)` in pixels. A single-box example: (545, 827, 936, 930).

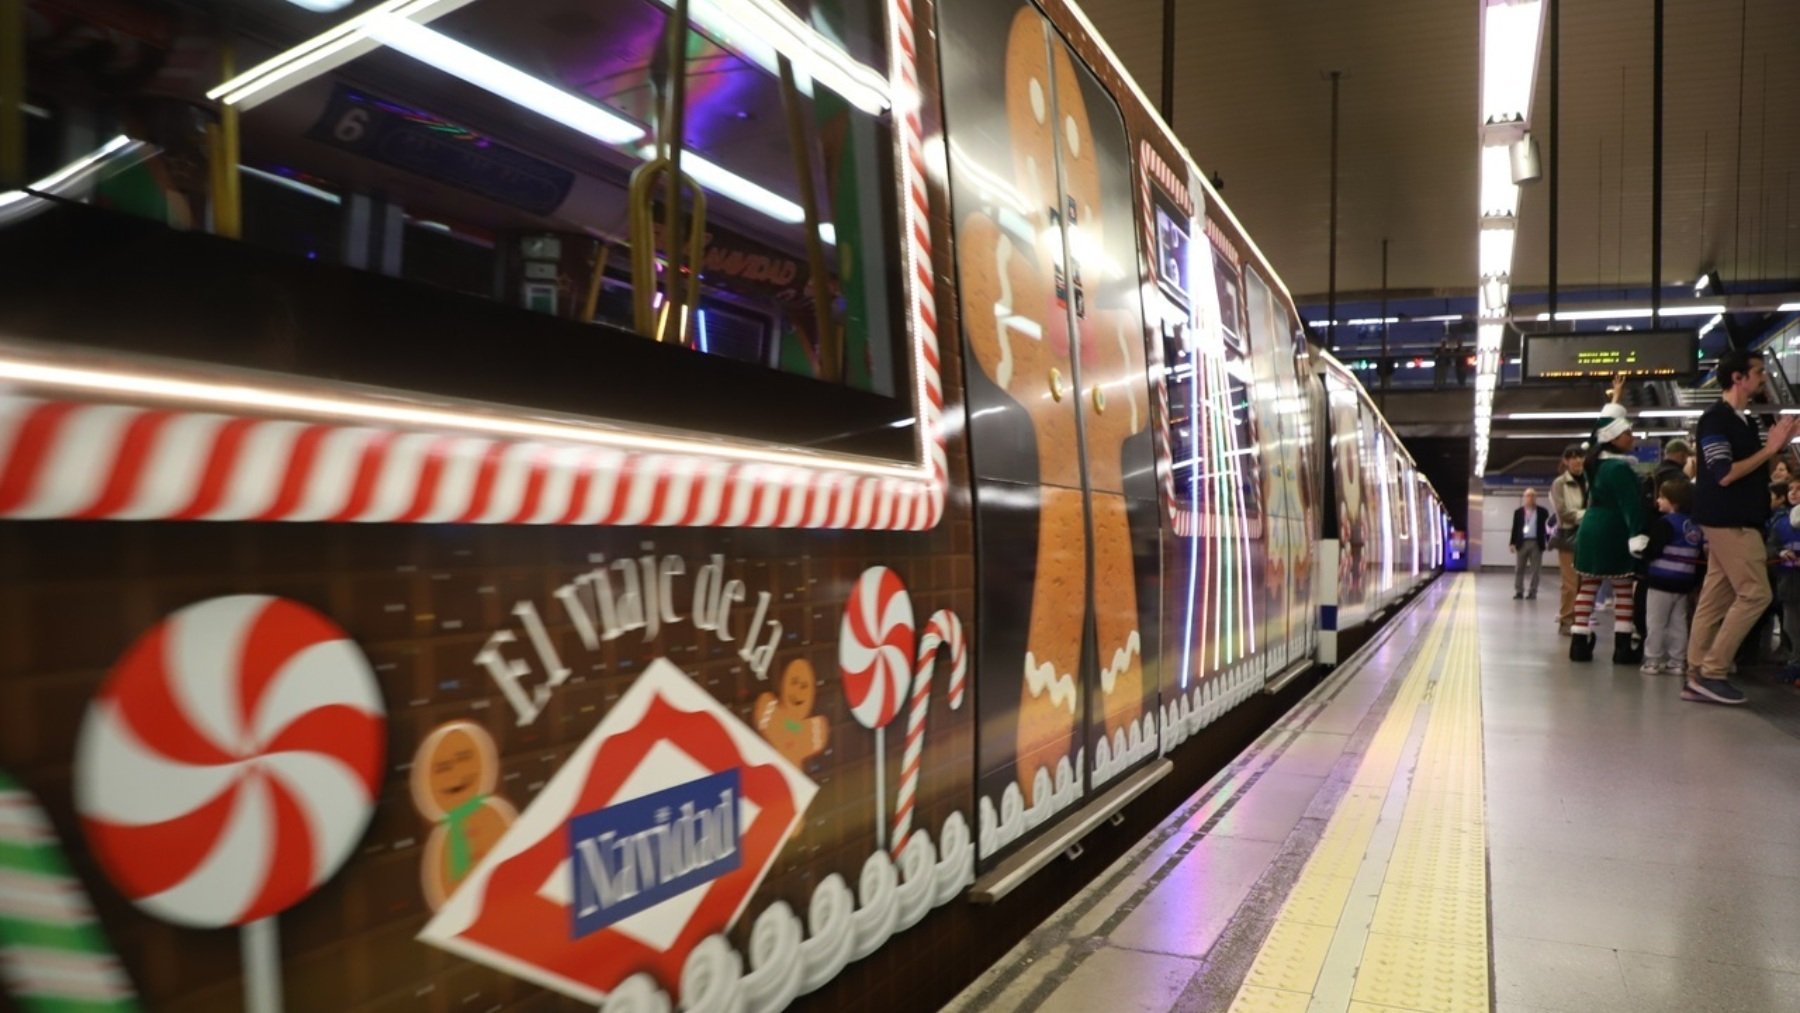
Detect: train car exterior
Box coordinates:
(0, 1, 1440, 1011)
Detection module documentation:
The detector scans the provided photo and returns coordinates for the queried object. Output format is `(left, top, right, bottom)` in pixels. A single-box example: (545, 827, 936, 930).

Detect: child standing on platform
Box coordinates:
(1639, 478, 1705, 676)
(1765, 488, 1800, 683)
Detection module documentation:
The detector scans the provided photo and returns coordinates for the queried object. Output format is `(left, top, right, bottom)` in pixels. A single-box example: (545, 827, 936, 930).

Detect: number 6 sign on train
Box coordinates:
(72, 596, 387, 1013)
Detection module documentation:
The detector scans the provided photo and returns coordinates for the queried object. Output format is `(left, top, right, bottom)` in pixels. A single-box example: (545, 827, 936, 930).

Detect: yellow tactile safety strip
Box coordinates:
(1229, 576, 1489, 1013)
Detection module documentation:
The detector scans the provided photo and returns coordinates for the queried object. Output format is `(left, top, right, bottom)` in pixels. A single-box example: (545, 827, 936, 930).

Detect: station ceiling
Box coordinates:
(1084, 0, 1800, 302)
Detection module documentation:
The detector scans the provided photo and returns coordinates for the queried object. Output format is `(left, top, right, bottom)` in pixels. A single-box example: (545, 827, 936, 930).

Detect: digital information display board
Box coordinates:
(1521, 330, 1698, 382)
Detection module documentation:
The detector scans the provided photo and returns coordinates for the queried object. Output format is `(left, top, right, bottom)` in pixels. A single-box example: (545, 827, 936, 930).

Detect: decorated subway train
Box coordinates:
(0, 0, 1441, 1009)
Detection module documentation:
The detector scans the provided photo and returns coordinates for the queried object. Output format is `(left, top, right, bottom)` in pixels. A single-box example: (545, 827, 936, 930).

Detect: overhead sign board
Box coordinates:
(1521, 329, 1698, 382)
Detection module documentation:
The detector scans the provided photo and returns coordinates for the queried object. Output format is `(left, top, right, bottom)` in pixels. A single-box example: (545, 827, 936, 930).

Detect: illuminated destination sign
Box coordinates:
(1522, 330, 1698, 381)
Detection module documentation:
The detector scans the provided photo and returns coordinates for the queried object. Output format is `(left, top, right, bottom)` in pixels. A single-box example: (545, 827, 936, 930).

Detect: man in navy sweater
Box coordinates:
(1686, 349, 1800, 704)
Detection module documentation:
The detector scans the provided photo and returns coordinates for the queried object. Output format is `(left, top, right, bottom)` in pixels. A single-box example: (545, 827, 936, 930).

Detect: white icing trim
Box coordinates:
(597, 812, 974, 1013)
(1022, 651, 1079, 712)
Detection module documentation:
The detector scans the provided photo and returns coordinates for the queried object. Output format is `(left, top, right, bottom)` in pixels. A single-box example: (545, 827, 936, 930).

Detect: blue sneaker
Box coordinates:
(1682, 678, 1748, 705)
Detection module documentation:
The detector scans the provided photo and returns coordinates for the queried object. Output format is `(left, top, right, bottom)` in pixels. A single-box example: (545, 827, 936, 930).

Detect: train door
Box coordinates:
(936, 0, 1162, 865)
(1243, 268, 1312, 675)
(1205, 230, 1267, 681)
(1327, 373, 1369, 630)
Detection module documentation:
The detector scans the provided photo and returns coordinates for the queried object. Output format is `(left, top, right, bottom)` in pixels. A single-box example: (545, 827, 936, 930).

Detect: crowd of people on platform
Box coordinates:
(1511, 351, 1800, 706)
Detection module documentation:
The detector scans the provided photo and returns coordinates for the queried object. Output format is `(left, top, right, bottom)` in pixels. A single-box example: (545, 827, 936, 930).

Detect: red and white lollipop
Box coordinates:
(839, 566, 914, 849)
(75, 595, 385, 1011)
(839, 566, 915, 730)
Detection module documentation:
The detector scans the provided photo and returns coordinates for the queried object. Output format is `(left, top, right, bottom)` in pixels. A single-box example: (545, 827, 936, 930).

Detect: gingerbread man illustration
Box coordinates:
(1054, 69, 1148, 747)
(754, 658, 829, 767)
(957, 9, 1147, 801)
(410, 720, 517, 911)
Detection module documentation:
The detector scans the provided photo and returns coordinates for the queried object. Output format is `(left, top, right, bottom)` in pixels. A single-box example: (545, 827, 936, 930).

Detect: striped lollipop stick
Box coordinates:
(891, 609, 966, 856)
(0, 771, 137, 1011)
(839, 567, 915, 851)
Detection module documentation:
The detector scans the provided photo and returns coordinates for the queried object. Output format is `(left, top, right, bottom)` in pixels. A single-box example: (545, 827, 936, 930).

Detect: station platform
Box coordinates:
(944, 572, 1800, 1013)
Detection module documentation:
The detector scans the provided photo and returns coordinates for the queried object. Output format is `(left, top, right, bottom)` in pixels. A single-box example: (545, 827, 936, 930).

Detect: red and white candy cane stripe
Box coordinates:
(1203, 217, 1242, 269)
(0, 396, 947, 530)
(1138, 138, 1193, 218)
(891, 607, 965, 855)
(0, 0, 948, 534)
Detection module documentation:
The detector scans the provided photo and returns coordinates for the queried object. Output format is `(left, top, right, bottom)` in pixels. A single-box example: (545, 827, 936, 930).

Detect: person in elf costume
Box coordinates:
(1570, 374, 1649, 664)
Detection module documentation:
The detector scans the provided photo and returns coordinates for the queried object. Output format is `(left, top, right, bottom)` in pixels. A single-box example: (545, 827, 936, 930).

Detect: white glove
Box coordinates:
(1629, 534, 1650, 556)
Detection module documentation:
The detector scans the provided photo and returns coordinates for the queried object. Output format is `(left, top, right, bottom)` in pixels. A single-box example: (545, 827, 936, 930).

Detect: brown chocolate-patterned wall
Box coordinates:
(0, 497, 977, 1011)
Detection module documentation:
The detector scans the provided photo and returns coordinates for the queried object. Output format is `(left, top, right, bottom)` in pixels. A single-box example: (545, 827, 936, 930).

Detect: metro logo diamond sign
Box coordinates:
(418, 660, 817, 1004)
(568, 768, 743, 939)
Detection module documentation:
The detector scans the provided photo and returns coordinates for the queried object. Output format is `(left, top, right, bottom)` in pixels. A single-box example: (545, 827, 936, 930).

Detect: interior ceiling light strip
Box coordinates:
(1473, 0, 1544, 478)
(213, 0, 887, 114)
(365, 15, 645, 144)
(210, 0, 476, 108)
(0, 135, 153, 225)
(657, 0, 890, 114)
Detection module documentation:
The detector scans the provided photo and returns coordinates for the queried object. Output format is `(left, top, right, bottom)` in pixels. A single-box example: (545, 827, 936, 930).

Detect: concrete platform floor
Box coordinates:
(941, 572, 1800, 1012)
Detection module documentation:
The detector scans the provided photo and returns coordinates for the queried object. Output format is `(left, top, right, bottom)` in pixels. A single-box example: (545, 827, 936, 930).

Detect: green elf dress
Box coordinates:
(1573, 446, 1646, 579)
(1570, 402, 1649, 663)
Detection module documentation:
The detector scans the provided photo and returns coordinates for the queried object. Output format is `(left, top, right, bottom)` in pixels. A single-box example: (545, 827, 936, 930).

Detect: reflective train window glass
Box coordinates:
(4, 0, 909, 408)
(1147, 191, 1202, 508)
(1210, 235, 1263, 527)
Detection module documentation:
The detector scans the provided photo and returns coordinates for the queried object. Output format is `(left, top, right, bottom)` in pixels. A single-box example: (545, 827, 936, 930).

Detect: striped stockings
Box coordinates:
(1573, 576, 1635, 634)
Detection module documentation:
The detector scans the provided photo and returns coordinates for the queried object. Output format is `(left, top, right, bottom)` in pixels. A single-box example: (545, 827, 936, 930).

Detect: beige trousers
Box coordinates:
(1687, 526, 1774, 679)
(1557, 550, 1580, 627)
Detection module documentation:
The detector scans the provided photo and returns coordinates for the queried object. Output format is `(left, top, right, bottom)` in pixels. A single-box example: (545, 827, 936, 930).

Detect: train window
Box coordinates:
(1, 0, 914, 457)
(1151, 192, 1202, 508)
(1209, 229, 1264, 529)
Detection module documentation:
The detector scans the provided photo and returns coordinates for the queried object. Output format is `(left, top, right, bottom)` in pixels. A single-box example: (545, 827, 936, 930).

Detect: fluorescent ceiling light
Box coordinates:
(0, 134, 152, 224)
(662, 148, 801, 223)
(240, 164, 342, 204)
(366, 15, 644, 145)
(1480, 144, 1520, 218)
(650, 0, 888, 115)
(633, 145, 817, 232)
(1534, 307, 1652, 322)
(1697, 313, 1724, 339)
(1481, 0, 1545, 127)
(1780, 302, 1800, 312)
(211, 0, 478, 108)
(1479, 226, 1516, 278)
(285, 0, 355, 11)
(1531, 303, 1725, 322)
(1503, 410, 1699, 421)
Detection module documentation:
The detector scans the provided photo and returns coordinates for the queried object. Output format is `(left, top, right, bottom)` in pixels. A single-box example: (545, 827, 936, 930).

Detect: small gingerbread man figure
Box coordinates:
(754, 659, 830, 767)
(410, 720, 518, 911)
